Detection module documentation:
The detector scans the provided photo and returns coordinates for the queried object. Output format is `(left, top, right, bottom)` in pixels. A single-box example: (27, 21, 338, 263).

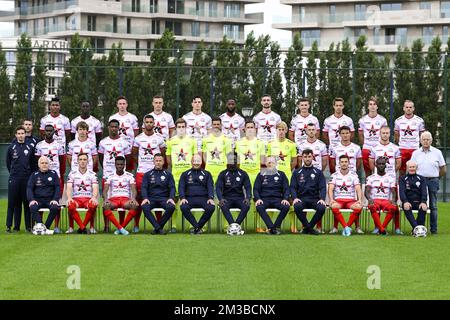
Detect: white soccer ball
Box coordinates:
(227, 223, 244, 236)
(413, 225, 427, 238)
(32, 223, 47, 235)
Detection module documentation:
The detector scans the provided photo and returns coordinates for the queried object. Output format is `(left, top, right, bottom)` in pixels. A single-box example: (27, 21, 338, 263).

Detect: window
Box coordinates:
(396, 27, 407, 45)
(191, 21, 200, 36)
(52, 17, 58, 32)
(90, 38, 105, 53)
(168, 0, 184, 14)
(136, 40, 140, 56)
(147, 41, 151, 56)
(381, 3, 402, 11)
(355, 4, 366, 20)
(48, 78, 57, 95)
(209, 1, 217, 17)
(113, 17, 117, 33)
(443, 26, 449, 44)
(300, 29, 320, 47)
(151, 20, 160, 34)
(165, 21, 182, 35)
(354, 28, 366, 38)
(132, 0, 140, 12)
(224, 3, 240, 18)
(44, 17, 49, 33)
(329, 5, 336, 23)
(149, 0, 158, 13)
(373, 27, 380, 45)
(420, 1, 431, 10)
(33, 19, 39, 35)
(223, 24, 242, 40)
(423, 26, 433, 44)
(442, 1, 450, 18)
(196, 1, 205, 16)
(127, 18, 131, 33)
(299, 6, 305, 22)
(87, 15, 96, 31)
(205, 22, 209, 37)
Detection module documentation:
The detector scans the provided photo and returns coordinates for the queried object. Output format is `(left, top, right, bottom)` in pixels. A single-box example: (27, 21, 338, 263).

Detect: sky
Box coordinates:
(0, 0, 292, 47)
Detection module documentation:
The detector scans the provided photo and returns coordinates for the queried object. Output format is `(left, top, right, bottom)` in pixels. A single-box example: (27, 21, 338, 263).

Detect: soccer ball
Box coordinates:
(32, 223, 47, 235)
(227, 223, 244, 236)
(413, 225, 427, 238)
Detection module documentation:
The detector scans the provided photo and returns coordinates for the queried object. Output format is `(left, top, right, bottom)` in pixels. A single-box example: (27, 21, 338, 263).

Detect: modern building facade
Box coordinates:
(0, 0, 264, 61)
(273, 1, 450, 51)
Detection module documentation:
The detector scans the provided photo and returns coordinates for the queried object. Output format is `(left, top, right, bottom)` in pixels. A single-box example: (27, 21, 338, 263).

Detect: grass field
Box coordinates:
(0, 199, 449, 300)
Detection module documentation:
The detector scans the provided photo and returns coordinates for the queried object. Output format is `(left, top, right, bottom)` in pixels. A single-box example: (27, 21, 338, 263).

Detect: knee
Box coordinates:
(50, 204, 59, 212)
(293, 202, 304, 212)
(68, 202, 77, 211)
(281, 204, 291, 212)
(180, 204, 189, 212)
(141, 203, 151, 211)
(330, 203, 341, 210)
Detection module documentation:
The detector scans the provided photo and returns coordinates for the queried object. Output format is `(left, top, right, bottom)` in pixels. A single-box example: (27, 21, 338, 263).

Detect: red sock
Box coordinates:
(317, 219, 322, 229)
(347, 213, 359, 227)
(133, 208, 142, 227)
(71, 211, 85, 230)
(333, 216, 338, 228)
(119, 211, 125, 225)
(382, 213, 394, 229)
(122, 210, 137, 228)
(83, 208, 95, 227)
(103, 214, 109, 229)
(68, 216, 74, 228)
(370, 210, 384, 232)
(353, 214, 360, 228)
(331, 208, 347, 227)
(104, 210, 122, 229)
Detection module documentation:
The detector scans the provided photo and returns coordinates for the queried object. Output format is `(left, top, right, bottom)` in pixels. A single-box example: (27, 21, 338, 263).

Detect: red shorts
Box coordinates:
(135, 172, 144, 196)
(335, 199, 358, 209)
(368, 200, 397, 215)
(399, 148, 415, 171)
(68, 197, 97, 211)
(362, 149, 371, 174)
(107, 197, 130, 209)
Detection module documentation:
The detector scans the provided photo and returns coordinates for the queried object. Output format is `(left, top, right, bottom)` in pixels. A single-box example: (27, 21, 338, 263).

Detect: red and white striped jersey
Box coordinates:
(366, 173, 396, 201)
(67, 169, 98, 198)
(298, 139, 328, 170)
(71, 115, 103, 145)
(40, 114, 71, 148)
(369, 142, 401, 177)
(98, 137, 131, 177)
(253, 111, 281, 142)
(35, 140, 65, 177)
(329, 171, 360, 200)
(329, 142, 362, 174)
(133, 132, 166, 173)
(67, 138, 98, 171)
(323, 114, 355, 148)
(358, 114, 388, 149)
(105, 171, 135, 199)
(109, 112, 139, 146)
(394, 115, 425, 149)
(289, 113, 320, 145)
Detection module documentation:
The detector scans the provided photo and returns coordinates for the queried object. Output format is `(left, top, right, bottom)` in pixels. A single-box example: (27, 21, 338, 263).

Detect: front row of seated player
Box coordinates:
(28, 149, 429, 236)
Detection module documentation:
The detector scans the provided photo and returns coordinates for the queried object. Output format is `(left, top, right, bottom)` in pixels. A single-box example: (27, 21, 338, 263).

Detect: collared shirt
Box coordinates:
(410, 146, 446, 178)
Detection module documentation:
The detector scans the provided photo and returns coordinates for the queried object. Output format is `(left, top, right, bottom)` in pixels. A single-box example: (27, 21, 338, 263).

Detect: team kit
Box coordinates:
(7, 94, 430, 237)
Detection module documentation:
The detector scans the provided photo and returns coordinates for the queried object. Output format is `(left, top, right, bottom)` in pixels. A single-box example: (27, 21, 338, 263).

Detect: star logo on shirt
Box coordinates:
(189, 122, 203, 135)
(244, 150, 255, 160)
(344, 152, 354, 161)
(262, 121, 272, 133)
(381, 152, 393, 164)
(339, 182, 348, 192)
(76, 147, 84, 157)
(277, 151, 286, 162)
(53, 124, 61, 137)
(299, 124, 308, 136)
(144, 143, 155, 156)
(108, 147, 119, 160)
(177, 148, 188, 162)
(376, 182, 386, 194)
(116, 182, 127, 190)
(210, 147, 221, 160)
(154, 121, 166, 134)
(227, 124, 236, 134)
(119, 123, 129, 136)
(78, 180, 90, 191)
(368, 125, 379, 137)
(333, 126, 341, 138)
(46, 150, 56, 162)
(401, 125, 415, 136)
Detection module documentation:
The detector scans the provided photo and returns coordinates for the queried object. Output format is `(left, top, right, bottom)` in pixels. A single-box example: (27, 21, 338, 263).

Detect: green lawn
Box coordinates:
(0, 200, 450, 300)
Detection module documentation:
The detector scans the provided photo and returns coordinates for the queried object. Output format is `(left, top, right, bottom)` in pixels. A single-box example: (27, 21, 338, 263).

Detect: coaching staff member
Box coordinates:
(410, 131, 446, 234)
(216, 153, 252, 227)
(6, 126, 37, 232)
(290, 149, 327, 235)
(179, 154, 216, 235)
(399, 160, 428, 231)
(254, 156, 290, 235)
(141, 154, 176, 235)
(27, 156, 61, 229)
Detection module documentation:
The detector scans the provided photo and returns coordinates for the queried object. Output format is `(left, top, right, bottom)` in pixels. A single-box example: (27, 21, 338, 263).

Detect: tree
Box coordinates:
(0, 43, 11, 141)
(32, 48, 47, 131)
(394, 45, 413, 119)
(235, 32, 255, 118)
(306, 41, 319, 115)
(265, 40, 283, 116)
(12, 33, 32, 129)
(189, 41, 213, 117)
(338, 39, 352, 105)
(283, 32, 303, 119)
(410, 39, 427, 119)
